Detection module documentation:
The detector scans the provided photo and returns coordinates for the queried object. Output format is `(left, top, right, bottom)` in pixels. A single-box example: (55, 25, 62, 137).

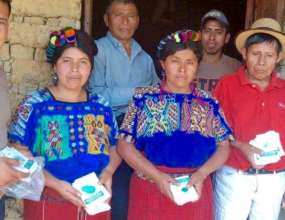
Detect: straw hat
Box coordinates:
(235, 18, 285, 58)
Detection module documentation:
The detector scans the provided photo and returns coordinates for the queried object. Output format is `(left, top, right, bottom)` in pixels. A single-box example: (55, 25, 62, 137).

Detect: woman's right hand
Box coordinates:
(153, 172, 177, 201)
(55, 180, 84, 208)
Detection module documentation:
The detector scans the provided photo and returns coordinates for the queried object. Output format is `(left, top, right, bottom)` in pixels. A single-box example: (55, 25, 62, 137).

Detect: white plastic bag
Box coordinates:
(0, 147, 45, 201)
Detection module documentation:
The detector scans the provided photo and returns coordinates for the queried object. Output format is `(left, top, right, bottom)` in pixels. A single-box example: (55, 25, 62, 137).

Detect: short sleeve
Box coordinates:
(8, 95, 37, 149)
(106, 107, 119, 147)
(211, 101, 232, 142)
(95, 94, 119, 148)
(119, 100, 139, 143)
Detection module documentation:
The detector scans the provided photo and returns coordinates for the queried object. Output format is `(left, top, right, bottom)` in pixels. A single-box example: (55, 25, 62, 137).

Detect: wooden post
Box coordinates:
(245, 0, 285, 29)
(276, 0, 285, 25)
(245, 0, 255, 28)
(83, 0, 93, 35)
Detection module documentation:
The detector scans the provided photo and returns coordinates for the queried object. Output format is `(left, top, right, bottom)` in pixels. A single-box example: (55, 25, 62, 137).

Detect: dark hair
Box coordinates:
(105, 0, 138, 14)
(158, 41, 202, 62)
(157, 30, 202, 62)
(245, 33, 282, 54)
(201, 17, 229, 33)
(46, 28, 97, 69)
(0, 0, 11, 16)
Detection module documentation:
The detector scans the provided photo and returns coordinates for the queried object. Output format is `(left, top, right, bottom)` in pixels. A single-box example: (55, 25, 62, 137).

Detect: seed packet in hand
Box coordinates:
(72, 172, 111, 215)
(170, 175, 199, 206)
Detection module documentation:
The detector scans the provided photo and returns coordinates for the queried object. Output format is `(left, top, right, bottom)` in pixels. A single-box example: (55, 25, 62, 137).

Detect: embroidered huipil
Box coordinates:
(120, 85, 231, 168)
(8, 89, 118, 183)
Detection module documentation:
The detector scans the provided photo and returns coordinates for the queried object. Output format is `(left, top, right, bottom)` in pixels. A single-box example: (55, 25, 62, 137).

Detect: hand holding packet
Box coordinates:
(0, 146, 45, 201)
(249, 131, 285, 165)
(72, 172, 111, 215)
(0, 146, 38, 176)
(170, 175, 199, 206)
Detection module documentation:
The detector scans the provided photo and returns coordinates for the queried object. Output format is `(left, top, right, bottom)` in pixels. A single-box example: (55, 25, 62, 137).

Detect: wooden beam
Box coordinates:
(276, 0, 285, 25)
(245, 0, 255, 28)
(83, 0, 93, 35)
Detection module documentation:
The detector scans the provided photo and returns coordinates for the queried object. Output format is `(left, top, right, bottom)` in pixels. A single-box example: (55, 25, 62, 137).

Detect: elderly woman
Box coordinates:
(8, 27, 121, 220)
(118, 29, 232, 220)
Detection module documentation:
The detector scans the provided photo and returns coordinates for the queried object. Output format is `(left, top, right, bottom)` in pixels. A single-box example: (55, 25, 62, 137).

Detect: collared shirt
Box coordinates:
(214, 65, 285, 171)
(89, 32, 160, 116)
(0, 69, 10, 147)
(197, 54, 241, 93)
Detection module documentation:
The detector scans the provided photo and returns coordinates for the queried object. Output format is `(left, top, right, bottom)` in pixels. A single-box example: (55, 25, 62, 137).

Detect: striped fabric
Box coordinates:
(128, 166, 213, 220)
(23, 187, 110, 220)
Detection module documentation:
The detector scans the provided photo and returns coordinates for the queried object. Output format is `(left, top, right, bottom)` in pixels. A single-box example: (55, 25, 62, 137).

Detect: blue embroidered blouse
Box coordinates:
(8, 89, 118, 183)
(120, 85, 232, 168)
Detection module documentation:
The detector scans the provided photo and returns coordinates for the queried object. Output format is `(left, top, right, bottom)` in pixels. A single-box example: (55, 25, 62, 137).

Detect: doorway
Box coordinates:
(91, 0, 247, 60)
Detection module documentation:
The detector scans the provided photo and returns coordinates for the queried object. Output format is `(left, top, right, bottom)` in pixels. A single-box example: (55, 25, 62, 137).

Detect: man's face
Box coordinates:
(104, 2, 139, 43)
(242, 41, 281, 82)
(201, 20, 230, 55)
(0, 1, 9, 47)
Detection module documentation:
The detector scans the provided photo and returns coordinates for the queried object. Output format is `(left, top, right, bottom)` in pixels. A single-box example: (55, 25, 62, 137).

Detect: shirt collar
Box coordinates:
(238, 65, 284, 89)
(106, 31, 142, 59)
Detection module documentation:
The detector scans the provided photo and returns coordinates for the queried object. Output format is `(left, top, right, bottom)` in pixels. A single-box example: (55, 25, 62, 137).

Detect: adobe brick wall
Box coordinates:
(0, 0, 81, 111)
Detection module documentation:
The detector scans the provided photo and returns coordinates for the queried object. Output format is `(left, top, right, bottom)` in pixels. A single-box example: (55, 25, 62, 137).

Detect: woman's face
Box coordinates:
(54, 47, 91, 91)
(160, 48, 198, 93)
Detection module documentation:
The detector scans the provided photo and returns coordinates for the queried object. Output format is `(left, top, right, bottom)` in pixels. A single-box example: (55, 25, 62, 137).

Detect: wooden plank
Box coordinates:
(276, 0, 285, 24)
(255, 0, 277, 19)
(83, 0, 93, 35)
(245, 0, 255, 28)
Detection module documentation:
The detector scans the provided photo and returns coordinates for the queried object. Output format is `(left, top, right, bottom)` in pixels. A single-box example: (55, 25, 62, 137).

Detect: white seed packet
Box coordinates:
(250, 131, 284, 165)
(85, 202, 110, 216)
(170, 175, 199, 206)
(72, 172, 111, 215)
(0, 146, 38, 175)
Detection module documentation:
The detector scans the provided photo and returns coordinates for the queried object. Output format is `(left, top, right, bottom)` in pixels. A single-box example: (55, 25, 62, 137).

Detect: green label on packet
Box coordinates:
(24, 160, 34, 169)
(259, 150, 279, 157)
(84, 191, 104, 205)
(176, 176, 190, 184)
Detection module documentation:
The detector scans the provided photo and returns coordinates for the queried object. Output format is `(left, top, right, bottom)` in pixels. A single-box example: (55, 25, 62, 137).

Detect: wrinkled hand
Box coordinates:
(0, 158, 28, 187)
(99, 169, 113, 202)
(187, 170, 207, 199)
(153, 172, 177, 201)
(56, 180, 84, 208)
(238, 142, 264, 169)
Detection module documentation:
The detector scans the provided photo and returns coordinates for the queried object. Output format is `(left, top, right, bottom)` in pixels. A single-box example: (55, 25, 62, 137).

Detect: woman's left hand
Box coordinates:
(99, 169, 113, 199)
(187, 169, 207, 199)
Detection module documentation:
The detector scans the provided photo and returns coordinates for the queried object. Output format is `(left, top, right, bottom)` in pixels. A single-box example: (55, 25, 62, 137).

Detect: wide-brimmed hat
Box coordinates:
(235, 18, 285, 58)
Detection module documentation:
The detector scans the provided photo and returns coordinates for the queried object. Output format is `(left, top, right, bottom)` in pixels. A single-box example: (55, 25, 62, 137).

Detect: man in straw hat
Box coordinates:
(213, 17, 285, 220)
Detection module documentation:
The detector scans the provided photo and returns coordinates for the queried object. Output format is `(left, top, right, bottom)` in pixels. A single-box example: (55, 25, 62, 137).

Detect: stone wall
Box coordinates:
(0, 0, 82, 111)
(1, 1, 82, 219)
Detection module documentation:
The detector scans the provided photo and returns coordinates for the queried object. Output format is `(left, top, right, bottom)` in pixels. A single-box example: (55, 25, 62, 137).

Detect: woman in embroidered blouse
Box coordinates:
(8, 27, 121, 220)
(118, 29, 232, 220)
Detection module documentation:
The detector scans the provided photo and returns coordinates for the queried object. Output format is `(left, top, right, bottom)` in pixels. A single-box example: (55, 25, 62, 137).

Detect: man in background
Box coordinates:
(88, 1, 159, 219)
(197, 9, 241, 92)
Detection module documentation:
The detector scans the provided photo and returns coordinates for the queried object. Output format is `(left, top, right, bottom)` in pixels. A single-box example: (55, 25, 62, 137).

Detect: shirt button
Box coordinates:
(261, 102, 265, 106)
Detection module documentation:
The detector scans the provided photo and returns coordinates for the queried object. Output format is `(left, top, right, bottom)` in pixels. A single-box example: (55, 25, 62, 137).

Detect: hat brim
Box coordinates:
(235, 28, 285, 59)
